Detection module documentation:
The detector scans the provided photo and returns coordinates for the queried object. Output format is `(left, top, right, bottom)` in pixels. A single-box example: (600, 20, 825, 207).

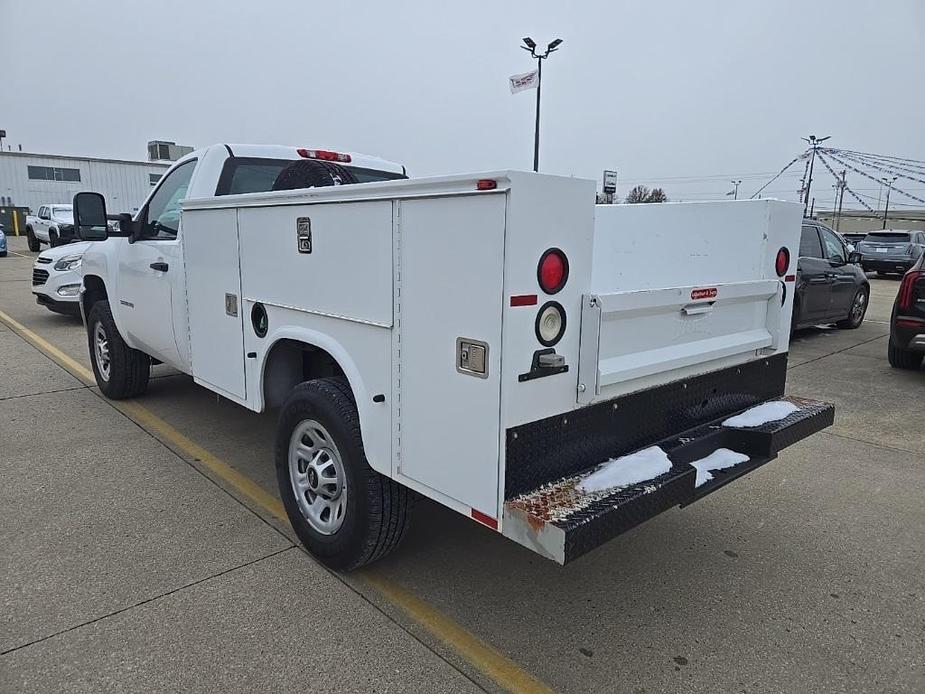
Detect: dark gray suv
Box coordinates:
(792, 220, 870, 334)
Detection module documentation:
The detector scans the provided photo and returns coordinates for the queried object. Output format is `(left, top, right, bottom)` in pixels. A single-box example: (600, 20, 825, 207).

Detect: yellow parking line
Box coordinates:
(0, 308, 551, 694)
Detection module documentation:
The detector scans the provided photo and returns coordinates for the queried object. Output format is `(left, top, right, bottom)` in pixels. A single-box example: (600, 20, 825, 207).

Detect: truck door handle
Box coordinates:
(150, 261, 169, 272)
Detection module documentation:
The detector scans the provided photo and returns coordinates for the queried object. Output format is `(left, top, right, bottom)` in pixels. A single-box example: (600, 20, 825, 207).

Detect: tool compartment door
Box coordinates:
(183, 207, 247, 402)
(578, 279, 781, 403)
(396, 194, 506, 515)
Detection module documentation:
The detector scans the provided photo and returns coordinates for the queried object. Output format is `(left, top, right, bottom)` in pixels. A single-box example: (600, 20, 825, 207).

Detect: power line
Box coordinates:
(825, 149, 925, 186)
(822, 150, 925, 206)
(750, 154, 805, 199)
(814, 150, 873, 211)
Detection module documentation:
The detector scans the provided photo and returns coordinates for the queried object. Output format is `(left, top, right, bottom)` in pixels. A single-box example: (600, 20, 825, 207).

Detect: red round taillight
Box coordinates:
(538, 248, 569, 294)
(775, 247, 790, 277)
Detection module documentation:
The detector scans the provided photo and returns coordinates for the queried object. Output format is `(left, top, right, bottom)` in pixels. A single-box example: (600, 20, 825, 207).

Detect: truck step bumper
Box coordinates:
(502, 396, 834, 564)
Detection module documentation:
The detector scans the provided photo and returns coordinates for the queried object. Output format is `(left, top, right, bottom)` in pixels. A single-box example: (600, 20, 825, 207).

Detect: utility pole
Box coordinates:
(521, 37, 562, 172)
(801, 134, 831, 216)
(833, 170, 846, 232)
(731, 179, 742, 200)
(882, 175, 897, 229)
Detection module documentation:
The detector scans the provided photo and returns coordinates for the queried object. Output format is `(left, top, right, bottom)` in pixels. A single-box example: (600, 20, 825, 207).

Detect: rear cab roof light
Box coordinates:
(297, 148, 352, 163)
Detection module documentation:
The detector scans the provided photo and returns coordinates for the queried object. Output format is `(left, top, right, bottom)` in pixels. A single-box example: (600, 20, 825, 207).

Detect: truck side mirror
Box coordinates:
(73, 192, 109, 241)
(848, 251, 861, 264)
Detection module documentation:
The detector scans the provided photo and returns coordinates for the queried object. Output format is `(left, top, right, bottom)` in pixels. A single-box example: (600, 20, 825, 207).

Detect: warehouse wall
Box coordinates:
(0, 152, 170, 214)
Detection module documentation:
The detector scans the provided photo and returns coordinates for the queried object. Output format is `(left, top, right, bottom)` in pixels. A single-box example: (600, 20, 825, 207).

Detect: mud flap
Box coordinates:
(502, 396, 834, 564)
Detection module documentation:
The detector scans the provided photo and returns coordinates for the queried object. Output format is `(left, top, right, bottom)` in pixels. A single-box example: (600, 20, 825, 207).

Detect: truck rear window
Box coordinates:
(215, 157, 406, 196)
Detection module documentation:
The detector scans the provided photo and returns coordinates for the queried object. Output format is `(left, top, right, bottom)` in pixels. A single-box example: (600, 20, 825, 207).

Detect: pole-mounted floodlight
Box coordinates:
(801, 134, 831, 215)
(519, 37, 564, 171)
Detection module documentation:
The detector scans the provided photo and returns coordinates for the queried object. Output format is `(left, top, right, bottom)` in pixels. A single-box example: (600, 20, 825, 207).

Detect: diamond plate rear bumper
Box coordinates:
(502, 395, 834, 564)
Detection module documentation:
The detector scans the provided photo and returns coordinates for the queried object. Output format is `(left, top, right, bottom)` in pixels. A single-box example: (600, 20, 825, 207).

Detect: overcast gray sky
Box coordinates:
(3, 0, 924, 208)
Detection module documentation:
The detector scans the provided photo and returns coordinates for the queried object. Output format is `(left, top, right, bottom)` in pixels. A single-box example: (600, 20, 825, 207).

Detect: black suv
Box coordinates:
(792, 220, 870, 333)
(888, 253, 925, 370)
(856, 230, 925, 276)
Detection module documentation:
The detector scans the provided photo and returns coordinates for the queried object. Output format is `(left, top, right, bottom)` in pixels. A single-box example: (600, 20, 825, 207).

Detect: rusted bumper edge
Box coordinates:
(502, 396, 834, 565)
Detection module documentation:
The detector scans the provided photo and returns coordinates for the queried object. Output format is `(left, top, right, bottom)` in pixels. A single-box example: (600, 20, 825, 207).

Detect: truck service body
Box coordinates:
(75, 144, 833, 569)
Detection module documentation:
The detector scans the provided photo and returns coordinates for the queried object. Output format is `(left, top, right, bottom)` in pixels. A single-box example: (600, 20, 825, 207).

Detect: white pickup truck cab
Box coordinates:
(74, 144, 833, 570)
(27, 204, 76, 250)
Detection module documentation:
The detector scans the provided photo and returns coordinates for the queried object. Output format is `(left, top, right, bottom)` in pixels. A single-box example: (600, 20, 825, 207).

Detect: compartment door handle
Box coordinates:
(681, 302, 715, 316)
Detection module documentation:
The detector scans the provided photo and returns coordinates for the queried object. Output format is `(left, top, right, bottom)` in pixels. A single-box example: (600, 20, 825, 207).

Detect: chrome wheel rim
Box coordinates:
(288, 419, 347, 535)
(94, 321, 111, 382)
(851, 291, 867, 322)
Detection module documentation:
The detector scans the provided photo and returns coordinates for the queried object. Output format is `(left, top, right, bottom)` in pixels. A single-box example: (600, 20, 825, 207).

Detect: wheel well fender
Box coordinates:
(257, 327, 387, 474)
(81, 275, 109, 319)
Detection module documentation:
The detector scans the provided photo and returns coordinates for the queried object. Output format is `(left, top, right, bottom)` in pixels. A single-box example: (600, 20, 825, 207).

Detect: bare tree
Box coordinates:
(623, 185, 668, 203)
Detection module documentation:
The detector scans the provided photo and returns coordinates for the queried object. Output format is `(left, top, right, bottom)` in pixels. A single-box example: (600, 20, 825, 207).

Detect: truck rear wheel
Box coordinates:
(87, 301, 150, 399)
(275, 378, 412, 571)
(26, 227, 40, 252)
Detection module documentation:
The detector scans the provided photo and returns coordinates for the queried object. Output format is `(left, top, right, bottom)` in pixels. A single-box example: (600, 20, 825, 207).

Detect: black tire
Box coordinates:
(49, 229, 59, 248)
(790, 297, 801, 339)
(87, 301, 150, 399)
(836, 286, 869, 329)
(888, 339, 923, 370)
(26, 226, 40, 252)
(276, 378, 412, 571)
(271, 160, 359, 191)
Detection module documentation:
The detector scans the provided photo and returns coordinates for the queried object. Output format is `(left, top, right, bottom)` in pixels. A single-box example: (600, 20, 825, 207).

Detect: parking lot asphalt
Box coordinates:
(1, 234, 923, 694)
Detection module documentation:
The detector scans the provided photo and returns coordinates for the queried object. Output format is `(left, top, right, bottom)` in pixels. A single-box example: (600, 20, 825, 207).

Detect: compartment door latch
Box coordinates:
(457, 338, 489, 378)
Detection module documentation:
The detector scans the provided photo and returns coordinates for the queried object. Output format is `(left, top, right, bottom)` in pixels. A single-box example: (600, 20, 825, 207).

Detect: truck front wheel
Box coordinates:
(276, 378, 412, 571)
(26, 227, 40, 252)
(87, 301, 150, 399)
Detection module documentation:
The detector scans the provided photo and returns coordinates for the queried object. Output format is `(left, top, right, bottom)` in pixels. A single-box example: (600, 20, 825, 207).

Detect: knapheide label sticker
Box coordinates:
(691, 287, 718, 300)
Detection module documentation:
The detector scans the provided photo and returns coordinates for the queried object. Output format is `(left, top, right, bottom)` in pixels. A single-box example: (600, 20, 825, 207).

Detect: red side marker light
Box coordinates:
(538, 248, 569, 294)
(470, 508, 498, 530)
(510, 294, 538, 307)
(785, 274, 796, 282)
(477, 179, 497, 191)
(775, 247, 790, 277)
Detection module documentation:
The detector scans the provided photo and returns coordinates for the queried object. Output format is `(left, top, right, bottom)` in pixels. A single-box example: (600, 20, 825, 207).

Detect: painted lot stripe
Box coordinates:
(0, 308, 551, 694)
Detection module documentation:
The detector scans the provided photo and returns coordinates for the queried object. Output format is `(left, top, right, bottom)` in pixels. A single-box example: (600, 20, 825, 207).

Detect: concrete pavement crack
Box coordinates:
(0, 547, 296, 656)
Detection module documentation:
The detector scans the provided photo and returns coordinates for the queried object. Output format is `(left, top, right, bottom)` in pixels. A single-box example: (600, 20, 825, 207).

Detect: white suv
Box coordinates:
(32, 241, 90, 315)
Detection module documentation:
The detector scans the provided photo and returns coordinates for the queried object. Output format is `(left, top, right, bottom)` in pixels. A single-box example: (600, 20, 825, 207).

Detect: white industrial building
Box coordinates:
(0, 143, 188, 214)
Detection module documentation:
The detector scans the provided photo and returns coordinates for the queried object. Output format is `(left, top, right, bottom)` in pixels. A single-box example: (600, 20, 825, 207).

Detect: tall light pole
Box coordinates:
(731, 179, 741, 200)
(801, 134, 830, 216)
(833, 170, 846, 232)
(882, 175, 897, 229)
(521, 37, 562, 172)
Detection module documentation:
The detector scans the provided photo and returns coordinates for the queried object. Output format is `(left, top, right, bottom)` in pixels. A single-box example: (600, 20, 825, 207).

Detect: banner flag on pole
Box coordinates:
(509, 70, 539, 94)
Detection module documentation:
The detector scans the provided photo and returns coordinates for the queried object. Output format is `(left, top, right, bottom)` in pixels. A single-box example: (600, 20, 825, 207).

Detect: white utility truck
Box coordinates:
(73, 144, 833, 570)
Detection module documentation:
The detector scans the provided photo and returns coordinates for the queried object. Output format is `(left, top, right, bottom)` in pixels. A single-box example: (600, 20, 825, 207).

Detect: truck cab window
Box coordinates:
(141, 159, 196, 240)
